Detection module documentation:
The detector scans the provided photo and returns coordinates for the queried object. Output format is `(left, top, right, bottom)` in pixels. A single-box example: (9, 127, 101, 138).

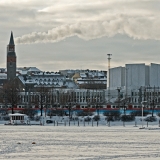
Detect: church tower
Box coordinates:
(7, 32, 17, 81)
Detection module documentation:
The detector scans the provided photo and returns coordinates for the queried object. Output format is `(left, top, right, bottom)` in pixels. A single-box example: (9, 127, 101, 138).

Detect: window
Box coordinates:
(10, 62, 13, 67)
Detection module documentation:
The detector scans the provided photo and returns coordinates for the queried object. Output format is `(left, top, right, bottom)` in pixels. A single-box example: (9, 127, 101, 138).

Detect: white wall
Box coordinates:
(109, 67, 125, 89)
(108, 63, 160, 100)
(145, 65, 149, 86)
(125, 64, 146, 89)
(150, 63, 160, 87)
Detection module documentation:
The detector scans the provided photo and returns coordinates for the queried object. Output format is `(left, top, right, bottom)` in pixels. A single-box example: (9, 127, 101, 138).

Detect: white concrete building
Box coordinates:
(125, 63, 146, 89)
(150, 63, 160, 87)
(107, 63, 160, 103)
(110, 66, 125, 90)
(109, 63, 160, 90)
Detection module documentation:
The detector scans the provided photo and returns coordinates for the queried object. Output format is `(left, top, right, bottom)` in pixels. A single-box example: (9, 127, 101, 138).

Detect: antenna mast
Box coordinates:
(107, 54, 112, 103)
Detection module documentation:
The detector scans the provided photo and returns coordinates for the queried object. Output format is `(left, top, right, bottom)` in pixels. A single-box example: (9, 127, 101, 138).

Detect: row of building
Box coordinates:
(0, 32, 160, 111)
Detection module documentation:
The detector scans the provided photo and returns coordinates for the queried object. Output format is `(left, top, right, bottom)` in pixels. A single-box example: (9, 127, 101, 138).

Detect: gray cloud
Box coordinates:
(0, 0, 160, 71)
(15, 16, 160, 44)
(10, 0, 160, 44)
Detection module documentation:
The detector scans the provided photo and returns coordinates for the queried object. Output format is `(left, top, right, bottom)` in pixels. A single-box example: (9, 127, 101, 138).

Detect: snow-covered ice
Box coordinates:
(0, 125, 160, 160)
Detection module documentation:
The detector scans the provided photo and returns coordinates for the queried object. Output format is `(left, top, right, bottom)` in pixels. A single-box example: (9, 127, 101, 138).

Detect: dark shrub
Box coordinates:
(103, 111, 121, 121)
(121, 115, 135, 122)
(157, 112, 160, 117)
(0, 109, 8, 115)
(84, 117, 91, 122)
(105, 116, 114, 122)
(20, 109, 37, 119)
(77, 111, 93, 116)
(35, 116, 41, 121)
(47, 110, 65, 117)
(3, 116, 10, 121)
(93, 115, 100, 121)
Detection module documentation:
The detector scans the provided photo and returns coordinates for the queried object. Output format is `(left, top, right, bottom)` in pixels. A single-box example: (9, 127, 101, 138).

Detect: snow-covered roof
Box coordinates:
(18, 76, 26, 84)
(18, 74, 77, 88)
(0, 73, 7, 79)
(9, 113, 26, 116)
(28, 67, 41, 72)
(65, 80, 78, 89)
(80, 73, 87, 78)
(33, 72, 61, 76)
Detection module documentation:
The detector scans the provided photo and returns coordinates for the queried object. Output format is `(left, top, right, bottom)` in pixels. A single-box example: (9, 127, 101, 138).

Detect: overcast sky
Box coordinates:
(0, 0, 160, 71)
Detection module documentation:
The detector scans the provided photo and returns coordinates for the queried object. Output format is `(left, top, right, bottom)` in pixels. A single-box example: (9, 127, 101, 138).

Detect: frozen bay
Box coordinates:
(0, 125, 160, 160)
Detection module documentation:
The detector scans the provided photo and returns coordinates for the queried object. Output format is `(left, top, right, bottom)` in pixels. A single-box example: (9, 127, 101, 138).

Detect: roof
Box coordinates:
(9, 113, 26, 116)
(0, 73, 7, 77)
(9, 31, 14, 45)
(28, 67, 41, 72)
(72, 73, 80, 79)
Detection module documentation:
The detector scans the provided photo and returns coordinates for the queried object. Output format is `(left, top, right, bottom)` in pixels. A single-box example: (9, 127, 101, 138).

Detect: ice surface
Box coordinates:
(0, 125, 160, 160)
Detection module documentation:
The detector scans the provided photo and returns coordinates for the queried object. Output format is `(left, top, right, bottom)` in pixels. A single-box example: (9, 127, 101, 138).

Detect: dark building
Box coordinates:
(7, 32, 17, 81)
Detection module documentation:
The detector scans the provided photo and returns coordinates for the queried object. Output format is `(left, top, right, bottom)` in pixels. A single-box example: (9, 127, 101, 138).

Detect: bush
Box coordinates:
(47, 110, 65, 117)
(0, 109, 8, 116)
(130, 111, 150, 117)
(3, 116, 10, 121)
(121, 115, 135, 122)
(76, 111, 93, 117)
(157, 112, 160, 117)
(93, 115, 100, 121)
(20, 109, 37, 119)
(103, 111, 121, 121)
(84, 117, 91, 122)
(105, 116, 114, 122)
(35, 116, 41, 121)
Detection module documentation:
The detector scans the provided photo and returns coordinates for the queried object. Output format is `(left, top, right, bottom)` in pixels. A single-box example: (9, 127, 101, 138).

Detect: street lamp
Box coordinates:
(140, 101, 147, 129)
(116, 87, 121, 109)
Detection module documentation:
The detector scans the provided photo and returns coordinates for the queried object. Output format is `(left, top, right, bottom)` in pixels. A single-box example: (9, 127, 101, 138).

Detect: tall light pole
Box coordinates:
(107, 54, 112, 103)
(140, 101, 147, 129)
(125, 67, 129, 98)
(117, 87, 121, 109)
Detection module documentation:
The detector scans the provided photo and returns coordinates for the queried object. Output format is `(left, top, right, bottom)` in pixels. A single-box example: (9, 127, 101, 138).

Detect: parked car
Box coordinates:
(46, 120, 53, 124)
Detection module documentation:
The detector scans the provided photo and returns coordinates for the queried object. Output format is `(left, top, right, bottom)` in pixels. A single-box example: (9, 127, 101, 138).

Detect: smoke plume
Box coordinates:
(15, 16, 160, 44)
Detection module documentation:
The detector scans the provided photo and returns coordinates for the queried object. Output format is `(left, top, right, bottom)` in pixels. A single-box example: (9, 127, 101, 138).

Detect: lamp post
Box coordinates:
(140, 101, 147, 129)
(10, 88, 14, 114)
(117, 87, 121, 109)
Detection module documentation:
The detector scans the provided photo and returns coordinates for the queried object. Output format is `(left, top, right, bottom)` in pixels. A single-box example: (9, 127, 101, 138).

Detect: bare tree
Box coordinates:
(86, 90, 92, 116)
(34, 85, 50, 116)
(145, 86, 160, 117)
(65, 90, 76, 119)
(20, 108, 37, 120)
(2, 80, 20, 114)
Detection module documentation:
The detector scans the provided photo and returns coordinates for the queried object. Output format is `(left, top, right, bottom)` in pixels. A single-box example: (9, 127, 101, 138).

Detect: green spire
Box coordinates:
(9, 31, 14, 45)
